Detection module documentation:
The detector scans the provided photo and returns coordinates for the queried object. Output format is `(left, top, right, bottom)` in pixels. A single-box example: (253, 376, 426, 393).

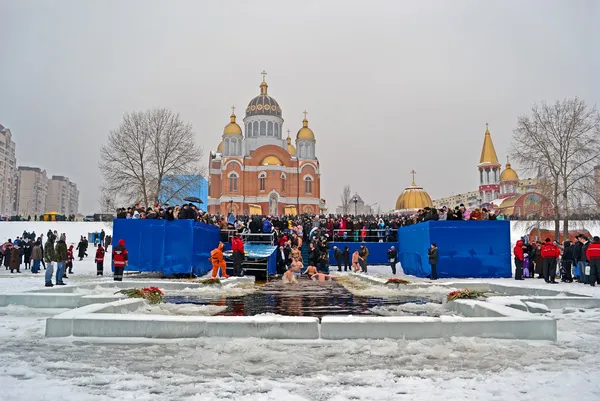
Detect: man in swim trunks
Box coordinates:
(290, 257, 304, 273)
(283, 268, 297, 284)
(303, 264, 317, 278)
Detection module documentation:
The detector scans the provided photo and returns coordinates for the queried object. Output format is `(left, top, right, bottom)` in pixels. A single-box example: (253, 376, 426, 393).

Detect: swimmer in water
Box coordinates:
(283, 268, 297, 284)
(303, 265, 317, 279)
(312, 272, 332, 281)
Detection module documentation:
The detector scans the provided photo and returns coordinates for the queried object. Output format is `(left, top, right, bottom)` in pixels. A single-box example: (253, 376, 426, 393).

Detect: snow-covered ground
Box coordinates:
(1, 222, 600, 400)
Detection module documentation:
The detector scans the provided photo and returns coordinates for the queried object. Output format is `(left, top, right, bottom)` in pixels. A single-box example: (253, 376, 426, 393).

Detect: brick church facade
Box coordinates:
(208, 73, 323, 216)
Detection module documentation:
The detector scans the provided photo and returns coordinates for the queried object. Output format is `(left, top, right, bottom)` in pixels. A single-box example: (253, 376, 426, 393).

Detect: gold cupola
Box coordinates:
(223, 107, 242, 135)
(217, 141, 223, 153)
(286, 135, 296, 155)
(479, 123, 499, 164)
(395, 171, 433, 211)
(500, 157, 519, 181)
(296, 111, 315, 140)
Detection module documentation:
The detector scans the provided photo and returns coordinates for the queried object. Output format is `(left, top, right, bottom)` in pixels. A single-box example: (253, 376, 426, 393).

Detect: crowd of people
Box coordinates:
(513, 235, 600, 286)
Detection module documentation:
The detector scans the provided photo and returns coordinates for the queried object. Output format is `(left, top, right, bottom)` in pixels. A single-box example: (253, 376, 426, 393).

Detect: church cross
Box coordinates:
(231, 105, 236, 114)
(410, 170, 417, 184)
(261, 70, 267, 81)
(303, 110, 308, 119)
(287, 129, 291, 136)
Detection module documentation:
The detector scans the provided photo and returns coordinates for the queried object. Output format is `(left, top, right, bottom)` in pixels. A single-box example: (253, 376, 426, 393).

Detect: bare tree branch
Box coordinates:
(340, 185, 352, 215)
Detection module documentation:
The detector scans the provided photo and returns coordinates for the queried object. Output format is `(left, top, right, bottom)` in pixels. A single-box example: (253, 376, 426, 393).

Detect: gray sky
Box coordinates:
(1, 0, 599, 213)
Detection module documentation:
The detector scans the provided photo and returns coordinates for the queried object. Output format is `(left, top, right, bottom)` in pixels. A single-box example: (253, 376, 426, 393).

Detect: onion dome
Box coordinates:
(217, 141, 223, 153)
(286, 136, 296, 155)
(395, 177, 433, 211)
(500, 158, 519, 181)
(223, 110, 242, 135)
(296, 113, 315, 140)
(245, 75, 282, 117)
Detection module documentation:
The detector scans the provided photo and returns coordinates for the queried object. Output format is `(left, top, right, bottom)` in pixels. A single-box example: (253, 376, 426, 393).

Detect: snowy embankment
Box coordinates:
(0, 221, 112, 246)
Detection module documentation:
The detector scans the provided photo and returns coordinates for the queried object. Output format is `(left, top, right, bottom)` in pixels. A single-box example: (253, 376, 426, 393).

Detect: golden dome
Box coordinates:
(498, 195, 520, 215)
(223, 112, 242, 135)
(480, 124, 499, 164)
(260, 155, 283, 166)
(297, 114, 315, 140)
(395, 179, 433, 211)
(286, 136, 296, 155)
(217, 141, 223, 153)
(500, 160, 519, 181)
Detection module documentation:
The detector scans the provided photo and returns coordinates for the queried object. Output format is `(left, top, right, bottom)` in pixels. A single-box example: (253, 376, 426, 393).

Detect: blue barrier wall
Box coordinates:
(112, 219, 219, 276)
(399, 221, 511, 278)
(328, 242, 397, 266)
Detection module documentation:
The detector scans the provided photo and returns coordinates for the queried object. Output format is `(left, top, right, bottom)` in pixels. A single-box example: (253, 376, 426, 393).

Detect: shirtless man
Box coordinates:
(290, 257, 303, 273)
(312, 272, 332, 281)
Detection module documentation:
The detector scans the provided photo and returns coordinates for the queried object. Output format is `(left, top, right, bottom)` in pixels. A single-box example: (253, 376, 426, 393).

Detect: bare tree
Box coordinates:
(510, 98, 600, 239)
(99, 109, 204, 207)
(340, 185, 352, 214)
(98, 188, 116, 215)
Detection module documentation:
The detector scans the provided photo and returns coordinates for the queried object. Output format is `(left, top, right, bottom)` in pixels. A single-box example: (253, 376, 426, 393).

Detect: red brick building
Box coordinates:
(208, 74, 323, 216)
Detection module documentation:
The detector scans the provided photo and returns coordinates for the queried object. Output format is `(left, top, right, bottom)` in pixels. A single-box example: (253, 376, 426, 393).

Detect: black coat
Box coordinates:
(342, 249, 350, 263)
(573, 241, 583, 261)
(334, 248, 343, 262)
(76, 241, 86, 258)
(428, 247, 439, 264)
(388, 248, 398, 263)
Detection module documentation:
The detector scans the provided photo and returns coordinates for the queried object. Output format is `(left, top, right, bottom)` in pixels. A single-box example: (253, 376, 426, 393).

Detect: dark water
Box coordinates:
(165, 279, 435, 318)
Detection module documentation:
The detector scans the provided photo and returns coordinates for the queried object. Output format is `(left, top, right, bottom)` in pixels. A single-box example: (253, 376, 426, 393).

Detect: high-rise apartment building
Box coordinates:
(46, 175, 79, 216)
(16, 166, 48, 217)
(0, 124, 17, 217)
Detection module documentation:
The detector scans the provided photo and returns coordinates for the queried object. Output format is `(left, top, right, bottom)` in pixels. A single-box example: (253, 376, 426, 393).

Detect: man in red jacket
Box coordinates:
(513, 240, 525, 280)
(541, 238, 560, 284)
(231, 233, 245, 277)
(585, 236, 600, 287)
(95, 244, 105, 276)
(112, 239, 128, 281)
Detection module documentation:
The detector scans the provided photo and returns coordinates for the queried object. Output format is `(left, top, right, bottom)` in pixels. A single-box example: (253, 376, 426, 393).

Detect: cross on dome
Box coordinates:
(303, 110, 308, 120)
(410, 170, 417, 185)
(231, 105, 236, 115)
(261, 70, 267, 82)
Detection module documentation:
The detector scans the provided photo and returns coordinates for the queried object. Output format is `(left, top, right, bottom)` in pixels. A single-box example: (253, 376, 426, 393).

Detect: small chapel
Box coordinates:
(208, 72, 324, 216)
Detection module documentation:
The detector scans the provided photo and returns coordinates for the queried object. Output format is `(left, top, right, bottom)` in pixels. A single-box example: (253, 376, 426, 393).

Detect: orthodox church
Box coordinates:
(208, 73, 323, 216)
(434, 124, 551, 217)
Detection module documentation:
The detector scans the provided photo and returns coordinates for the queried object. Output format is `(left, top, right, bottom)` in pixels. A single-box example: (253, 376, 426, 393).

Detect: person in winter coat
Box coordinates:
(541, 238, 560, 283)
(23, 239, 33, 270)
(342, 246, 350, 272)
(358, 245, 369, 273)
(66, 245, 74, 275)
(585, 236, 600, 287)
(112, 239, 128, 281)
(76, 237, 86, 261)
(388, 245, 398, 275)
(333, 246, 343, 272)
(95, 244, 105, 275)
(572, 235, 583, 280)
(30, 241, 43, 274)
(578, 235, 591, 284)
(55, 235, 68, 283)
(513, 240, 525, 280)
(561, 241, 574, 283)
(428, 243, 439, 280)
(231, 233, 245, 277)
(9, 245, 21, 273)
(44, 237, 56, 286)
(210, 243, 228, 279)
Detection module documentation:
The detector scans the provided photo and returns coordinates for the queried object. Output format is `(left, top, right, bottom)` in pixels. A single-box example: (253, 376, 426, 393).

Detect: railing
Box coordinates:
(220, 230, 275, 245)
(329, 229, 397, 243)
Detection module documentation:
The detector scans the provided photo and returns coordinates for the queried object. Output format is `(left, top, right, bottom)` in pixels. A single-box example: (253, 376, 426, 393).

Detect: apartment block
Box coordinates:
(0, 124, 17, 216)
(46, 175, 79, 216)
(16, 166, 48, 217)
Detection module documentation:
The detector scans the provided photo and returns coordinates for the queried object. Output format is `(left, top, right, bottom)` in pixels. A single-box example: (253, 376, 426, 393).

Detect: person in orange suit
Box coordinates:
(210, 243, 229, 279)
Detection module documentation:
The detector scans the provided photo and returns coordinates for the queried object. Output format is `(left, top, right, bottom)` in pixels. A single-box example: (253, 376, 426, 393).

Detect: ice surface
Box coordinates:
(130, 303, 227, 316)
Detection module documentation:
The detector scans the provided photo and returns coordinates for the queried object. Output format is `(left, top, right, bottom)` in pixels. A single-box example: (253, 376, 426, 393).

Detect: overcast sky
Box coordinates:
(1, 0, 598, 214)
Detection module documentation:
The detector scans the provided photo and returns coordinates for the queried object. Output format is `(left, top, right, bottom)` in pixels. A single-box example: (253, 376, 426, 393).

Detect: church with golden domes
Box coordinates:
(433, 124, 551, 217)
(208, 72, 323, 216)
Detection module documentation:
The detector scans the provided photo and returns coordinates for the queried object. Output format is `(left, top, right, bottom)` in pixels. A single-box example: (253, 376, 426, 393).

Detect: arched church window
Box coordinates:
(228, 172, 238, 193)
(260, 121, 266, 136)
(305, 142, 311, 158)
(304, 176, 313, 195)
(253, 121, 258, 137)
(247, 123, 252, 136)
(259, 171, 267, 192)
(274, 123, 279, 138)
(299, 143, 305, 158)
(267, 121, 273, 136)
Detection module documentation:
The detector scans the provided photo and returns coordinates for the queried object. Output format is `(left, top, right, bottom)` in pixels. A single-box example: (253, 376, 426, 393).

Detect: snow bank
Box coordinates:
(0, 221, 112, 246)
(129, 303, 227, 316)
